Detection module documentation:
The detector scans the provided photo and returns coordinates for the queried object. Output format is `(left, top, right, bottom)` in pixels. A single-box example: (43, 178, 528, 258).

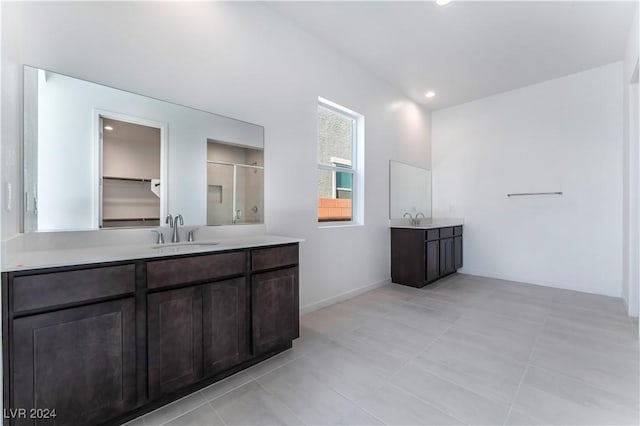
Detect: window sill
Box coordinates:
(318, 222, 364, 229)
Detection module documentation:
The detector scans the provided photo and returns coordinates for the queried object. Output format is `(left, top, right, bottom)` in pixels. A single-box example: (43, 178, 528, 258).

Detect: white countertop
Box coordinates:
(390, 217, 464, 230)
(3, 235, 303, 272)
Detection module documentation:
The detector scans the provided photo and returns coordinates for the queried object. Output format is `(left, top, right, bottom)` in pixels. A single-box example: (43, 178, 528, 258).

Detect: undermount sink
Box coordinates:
(150, 241, 220, 250)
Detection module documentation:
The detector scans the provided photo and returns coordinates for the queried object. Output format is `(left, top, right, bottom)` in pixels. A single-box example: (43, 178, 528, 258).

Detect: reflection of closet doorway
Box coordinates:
(95, 112, 167, 228)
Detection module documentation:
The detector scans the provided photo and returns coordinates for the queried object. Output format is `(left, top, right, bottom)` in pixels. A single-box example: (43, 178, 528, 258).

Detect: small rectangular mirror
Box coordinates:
(389, 160, 432, 219)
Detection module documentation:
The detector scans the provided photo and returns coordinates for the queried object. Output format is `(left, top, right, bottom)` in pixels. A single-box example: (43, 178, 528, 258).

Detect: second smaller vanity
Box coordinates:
(391, 221, 463, 288)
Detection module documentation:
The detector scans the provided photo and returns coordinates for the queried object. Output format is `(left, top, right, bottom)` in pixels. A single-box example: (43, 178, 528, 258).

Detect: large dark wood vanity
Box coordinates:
(2, 243, 299, 426)
(391, 226, 463, 287)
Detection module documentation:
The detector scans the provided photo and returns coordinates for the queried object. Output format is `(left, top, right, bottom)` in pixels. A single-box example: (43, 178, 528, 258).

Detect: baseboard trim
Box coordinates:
(458, 268, 622, 299)
(300, 277, 391, 315)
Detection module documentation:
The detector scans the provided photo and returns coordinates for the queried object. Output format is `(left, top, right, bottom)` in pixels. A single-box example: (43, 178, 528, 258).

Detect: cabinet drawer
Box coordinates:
(251, 244, 298, 271)
(426, 229, 440, 241)
(147, 251, 246, 289)
(439, 227, 454, 238)
(13, 264, 135, 312)
(454, 226, 463, 236)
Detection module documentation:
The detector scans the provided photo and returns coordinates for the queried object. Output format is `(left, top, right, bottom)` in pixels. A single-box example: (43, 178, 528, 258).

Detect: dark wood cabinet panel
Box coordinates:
(147, 251, 245, 289)
(252, 267, 299, 354)
(147, 287, 203, 399)
(425, 240, 440, 283)
(426, 229, 440, 241)
(4, 243, 300, 426)
(391, 226, 463, 288)
(454, 236, 463, 270)
(440, 227, 454, 238)
(203, 278, 247, 377)
(12, 298, 136, 426)
(13, 264, 135, 312)
(251, 244, 298, 272)
(440, 238, 455, 276)
(391, 228, 425, 287)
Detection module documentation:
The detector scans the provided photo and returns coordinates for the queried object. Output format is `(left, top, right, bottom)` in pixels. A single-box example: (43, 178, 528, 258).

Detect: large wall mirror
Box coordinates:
(23, 66, 264, 232)
(389, 160, 432, 219)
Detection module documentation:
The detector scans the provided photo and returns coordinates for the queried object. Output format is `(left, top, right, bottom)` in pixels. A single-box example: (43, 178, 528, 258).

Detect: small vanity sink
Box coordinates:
(150, 241, 220, 250)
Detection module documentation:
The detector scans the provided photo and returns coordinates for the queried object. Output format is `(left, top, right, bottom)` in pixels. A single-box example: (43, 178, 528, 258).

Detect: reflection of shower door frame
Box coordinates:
(206, 160, 263, 224)
(94, 110, 168, 228)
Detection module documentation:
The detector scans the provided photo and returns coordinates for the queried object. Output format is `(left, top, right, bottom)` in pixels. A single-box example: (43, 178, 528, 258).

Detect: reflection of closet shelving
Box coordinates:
(102, 176, 160, 227)
(103, 176, 161, 187)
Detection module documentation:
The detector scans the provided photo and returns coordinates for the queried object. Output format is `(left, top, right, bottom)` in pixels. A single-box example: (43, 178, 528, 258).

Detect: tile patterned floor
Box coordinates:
(126, 274, 640, 425)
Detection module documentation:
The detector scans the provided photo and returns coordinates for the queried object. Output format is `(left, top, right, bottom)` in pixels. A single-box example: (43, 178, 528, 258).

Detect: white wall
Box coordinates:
(0, 2, 431, 310)
(432, 63, 624, 297)
(622, 6, 639, 318)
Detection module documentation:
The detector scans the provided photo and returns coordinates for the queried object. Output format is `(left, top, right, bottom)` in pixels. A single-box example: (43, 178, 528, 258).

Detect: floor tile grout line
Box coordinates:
(384, 320, 457, 385)
(154, 372, 257, 426)
(405, 352, 516, 412)
(206, 400, 228, 426)
(386, 381, 471, 426)
(530, 305, 640, 403)
(323, 388, 389, 426)
(524, 360, 640, 406)
(252, 379, 307, 425)
(503, 312, 549, 426)
(147, 393, 210, 426)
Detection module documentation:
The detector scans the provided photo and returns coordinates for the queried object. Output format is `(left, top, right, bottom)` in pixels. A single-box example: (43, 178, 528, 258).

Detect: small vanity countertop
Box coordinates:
(2, 235, 303, 272)
(390, 217, 464, 230)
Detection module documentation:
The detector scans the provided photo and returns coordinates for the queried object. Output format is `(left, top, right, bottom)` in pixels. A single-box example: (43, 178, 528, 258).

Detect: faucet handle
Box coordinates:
(187, 228, 198, 242)
(151, 230, 165, 244)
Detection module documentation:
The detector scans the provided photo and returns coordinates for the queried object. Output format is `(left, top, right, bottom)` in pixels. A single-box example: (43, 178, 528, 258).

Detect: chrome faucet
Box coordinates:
(403, 212, 416, 226)
(403, 212, 425, 226)
(171, 214, 184, 243)
(151, 230, 165, 244)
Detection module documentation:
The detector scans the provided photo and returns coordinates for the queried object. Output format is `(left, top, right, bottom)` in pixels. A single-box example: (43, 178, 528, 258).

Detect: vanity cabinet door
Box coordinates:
(454, 236, 463, 270)
(147, 286, 203, 400)
(11, 298, 136, 426)
(251, 267, 299, 354)
(425, 240, 440, 283)
(203, 278, 248, 377)
(440, 238, 455, 276)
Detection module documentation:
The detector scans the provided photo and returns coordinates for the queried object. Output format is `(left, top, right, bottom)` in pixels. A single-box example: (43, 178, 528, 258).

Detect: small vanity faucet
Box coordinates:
(403, 212, 416, 226)
(415, 212, 426, 226)
(168, 214, 184, 243)
(151, 230, 165, 244)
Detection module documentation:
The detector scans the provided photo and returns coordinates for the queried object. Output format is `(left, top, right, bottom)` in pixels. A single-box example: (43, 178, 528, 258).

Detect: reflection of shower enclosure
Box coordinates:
(207, 141, 264, 225)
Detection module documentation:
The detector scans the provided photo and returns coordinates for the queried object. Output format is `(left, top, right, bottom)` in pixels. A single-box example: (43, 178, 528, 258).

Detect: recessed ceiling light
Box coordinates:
(104, 126, 114, 131)
(425, 91, 436, 98)
(436, 0, 452, 5)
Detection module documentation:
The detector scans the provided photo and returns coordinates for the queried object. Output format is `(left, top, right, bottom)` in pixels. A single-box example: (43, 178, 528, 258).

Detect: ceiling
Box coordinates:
(102, 118, 160, 145)
(267, 1, 637, 110)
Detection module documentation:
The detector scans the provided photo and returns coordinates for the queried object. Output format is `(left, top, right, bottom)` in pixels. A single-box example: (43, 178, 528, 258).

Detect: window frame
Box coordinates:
(317, 97, 364, 227)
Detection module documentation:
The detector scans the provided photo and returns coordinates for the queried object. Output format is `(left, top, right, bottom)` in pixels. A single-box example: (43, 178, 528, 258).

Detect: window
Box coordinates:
(317, 97, 364, 224)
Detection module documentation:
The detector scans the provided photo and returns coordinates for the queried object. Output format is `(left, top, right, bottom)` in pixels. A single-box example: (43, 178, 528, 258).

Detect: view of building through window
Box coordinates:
(317, 100, 358, 222)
